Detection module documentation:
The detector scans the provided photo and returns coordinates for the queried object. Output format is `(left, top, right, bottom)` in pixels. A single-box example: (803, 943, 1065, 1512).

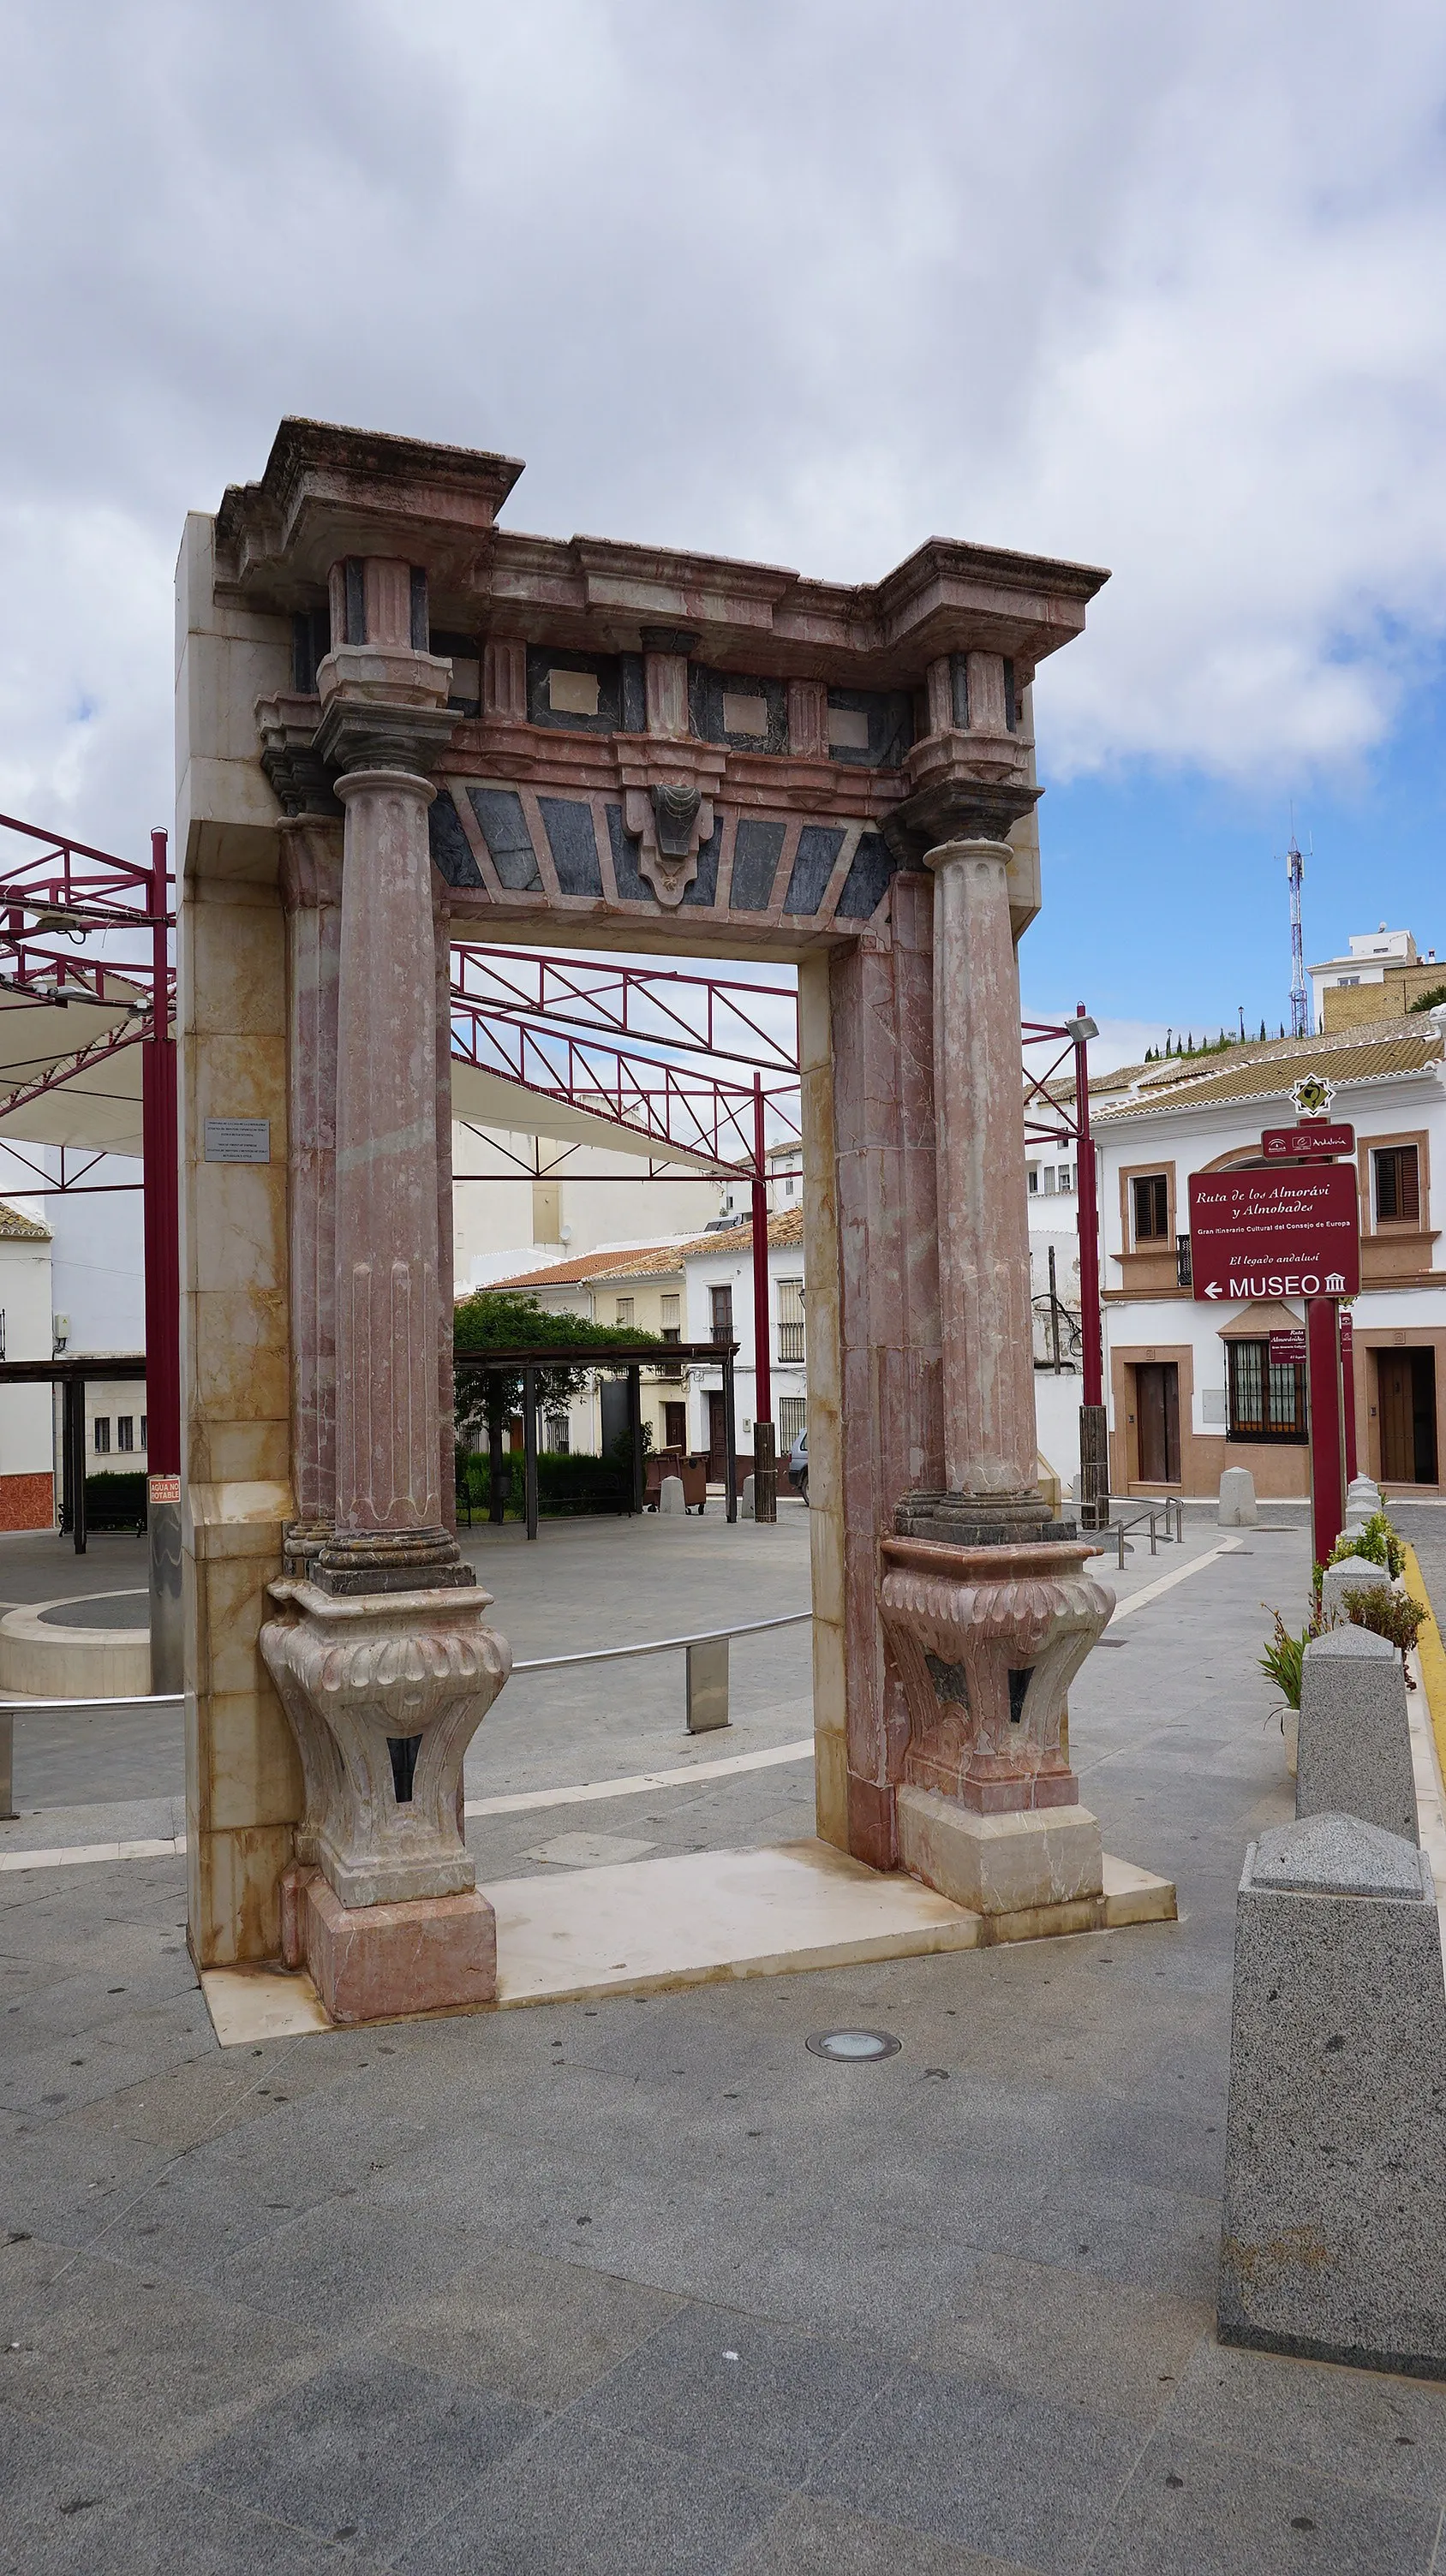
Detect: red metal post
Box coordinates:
(1341, 1311, 1358, 1485)
(1306, 1296, 1346, 1569)
(750, 1070, 772, 1434)
(1073, 1009, 1103, 1409)
(141, 829, 180, 1472)
(141, 826, 182, 1690)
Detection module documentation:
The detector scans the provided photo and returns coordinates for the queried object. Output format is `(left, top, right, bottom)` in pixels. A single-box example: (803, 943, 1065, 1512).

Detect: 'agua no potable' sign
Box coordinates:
(1187, 1165, 1360, 1303)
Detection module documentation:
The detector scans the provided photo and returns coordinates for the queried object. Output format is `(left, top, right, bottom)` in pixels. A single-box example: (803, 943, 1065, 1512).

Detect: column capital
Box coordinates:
(882, 774, 1039, 867)
(314, 693, 457, 781)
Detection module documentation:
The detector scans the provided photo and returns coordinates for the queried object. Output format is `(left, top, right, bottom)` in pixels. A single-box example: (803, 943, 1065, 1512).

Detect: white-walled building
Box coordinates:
(486, 1206, 810, 1475)
(451, 1123, 720, 1292)
(681, 1208, 808, 1468)
(1091, 1015, 1446, 1499)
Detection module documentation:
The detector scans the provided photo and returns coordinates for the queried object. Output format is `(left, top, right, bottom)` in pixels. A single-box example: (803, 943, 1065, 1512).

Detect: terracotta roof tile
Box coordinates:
(478, 1239, 691, 1291)
(0, 1198, 51, 1241)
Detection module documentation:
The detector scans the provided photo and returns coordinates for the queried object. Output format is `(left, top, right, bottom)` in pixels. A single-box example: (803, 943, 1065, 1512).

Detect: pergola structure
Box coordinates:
(175, 415, 1127, 2024)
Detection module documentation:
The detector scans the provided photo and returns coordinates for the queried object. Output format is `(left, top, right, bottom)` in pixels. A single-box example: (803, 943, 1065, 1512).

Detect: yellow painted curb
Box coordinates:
(1402, 1543, 1446, 1786)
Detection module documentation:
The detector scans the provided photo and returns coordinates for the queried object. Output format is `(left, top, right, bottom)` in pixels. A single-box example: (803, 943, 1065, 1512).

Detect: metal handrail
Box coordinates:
(512, 1609, 812, 1676)
(0, 1690, 182, 1716)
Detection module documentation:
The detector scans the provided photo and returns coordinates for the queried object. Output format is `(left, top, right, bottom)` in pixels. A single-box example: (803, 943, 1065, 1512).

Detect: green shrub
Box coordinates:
(457, 1449, 627, 1520)
(1339, 1584, 1429, 1664)
(1259, 1593, 1336, 1710)
(1409, 984, 1446, 1014)
(1328, 1511, 1405, 1580)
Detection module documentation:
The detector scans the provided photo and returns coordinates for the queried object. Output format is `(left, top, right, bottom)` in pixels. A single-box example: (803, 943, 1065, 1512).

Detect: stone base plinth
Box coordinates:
(281, 1862, 496, 2024)
(898, 1784, 1103, 1920)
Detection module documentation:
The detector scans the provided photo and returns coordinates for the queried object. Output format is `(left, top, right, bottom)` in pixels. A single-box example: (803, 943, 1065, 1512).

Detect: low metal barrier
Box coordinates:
(1105, 1499, 1186, 1568)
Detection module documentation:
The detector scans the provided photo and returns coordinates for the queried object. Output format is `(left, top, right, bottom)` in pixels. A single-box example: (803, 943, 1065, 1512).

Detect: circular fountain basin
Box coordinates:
(0, 1589, 151, 1697)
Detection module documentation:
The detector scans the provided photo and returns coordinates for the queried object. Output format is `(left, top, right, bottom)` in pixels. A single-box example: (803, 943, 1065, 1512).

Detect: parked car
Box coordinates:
(788, 1427, 808, 1503)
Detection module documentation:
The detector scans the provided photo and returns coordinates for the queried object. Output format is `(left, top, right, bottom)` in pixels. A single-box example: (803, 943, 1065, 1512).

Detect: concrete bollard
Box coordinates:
(739, 1475, 755, 1520)
(1219, 1812, 1446, 2376)
(1320, 1553, 1393, 1621)
(1347, 1476, 1382, 1512)
(1296, 1627, 1417, 1844)
(660, 1476, 685, 1515)
(1217, 1466, 1258, 1527)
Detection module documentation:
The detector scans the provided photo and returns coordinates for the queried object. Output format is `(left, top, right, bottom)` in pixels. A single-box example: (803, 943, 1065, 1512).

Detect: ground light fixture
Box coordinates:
(804, 2029, 901, 2061)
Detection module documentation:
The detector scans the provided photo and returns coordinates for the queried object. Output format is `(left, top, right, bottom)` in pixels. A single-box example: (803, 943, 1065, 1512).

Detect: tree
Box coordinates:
(451, 1291, 668, 1519)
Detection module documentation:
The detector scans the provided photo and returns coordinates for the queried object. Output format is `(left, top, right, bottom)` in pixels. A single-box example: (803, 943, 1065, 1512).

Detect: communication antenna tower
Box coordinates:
(1286, 828, 1309, 1037)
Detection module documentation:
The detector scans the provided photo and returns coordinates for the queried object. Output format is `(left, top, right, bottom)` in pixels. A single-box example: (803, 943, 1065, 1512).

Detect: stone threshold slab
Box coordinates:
(198, 1840, 1175, 2043)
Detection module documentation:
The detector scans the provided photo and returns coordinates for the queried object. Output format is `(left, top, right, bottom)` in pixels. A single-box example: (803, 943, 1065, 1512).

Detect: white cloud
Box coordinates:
(1, 0, 1444, 848)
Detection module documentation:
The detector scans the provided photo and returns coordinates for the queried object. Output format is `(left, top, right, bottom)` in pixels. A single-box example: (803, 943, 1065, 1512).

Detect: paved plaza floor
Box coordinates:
(7, 1502, 1446, 2571)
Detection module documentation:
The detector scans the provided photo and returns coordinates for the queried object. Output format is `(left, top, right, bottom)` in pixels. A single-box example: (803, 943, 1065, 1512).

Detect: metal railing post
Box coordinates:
(685, 1636, 730, 1731)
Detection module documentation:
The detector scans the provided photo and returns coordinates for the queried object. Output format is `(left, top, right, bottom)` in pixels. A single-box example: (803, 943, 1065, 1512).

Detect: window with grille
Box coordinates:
(117, 1416, 134, 1452)
(710, 1285, 733, 1342)
(1374, 1145, 1419, 1224)
(615, 1297, 634, 1326)
(660, 1291, 680, 1344)
(93, 1417, 111, 1453)
(778, 1396, 806, 1450)
(1132, 1173, 1170, 1242)
(1227, 1339, 1307, 1443)
(140, 1416, 147, 1448)
(777, 1277, 805, 1363)
(545, 1414, 570, 1453)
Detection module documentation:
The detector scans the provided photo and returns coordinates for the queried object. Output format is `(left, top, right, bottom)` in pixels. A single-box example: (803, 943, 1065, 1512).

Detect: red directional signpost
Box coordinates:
(1188, 1161, 1362, 1566)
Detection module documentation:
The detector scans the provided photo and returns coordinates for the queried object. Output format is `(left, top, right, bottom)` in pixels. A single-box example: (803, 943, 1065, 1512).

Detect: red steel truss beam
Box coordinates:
(450, 945, 798, 1075)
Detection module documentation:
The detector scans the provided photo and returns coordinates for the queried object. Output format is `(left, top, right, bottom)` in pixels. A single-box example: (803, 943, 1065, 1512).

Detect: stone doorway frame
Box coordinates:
(177, 418, 1120, 2007)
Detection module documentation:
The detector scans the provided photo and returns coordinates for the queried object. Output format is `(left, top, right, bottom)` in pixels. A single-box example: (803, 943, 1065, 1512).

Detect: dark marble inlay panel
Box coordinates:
(730, 820, 788, 912)
(429, 790, 485, 888)
(783, 827, 845, 915)
(834, 832, 899, 921)
(539, 797, 604, 897)
(468, 789, 543, 891)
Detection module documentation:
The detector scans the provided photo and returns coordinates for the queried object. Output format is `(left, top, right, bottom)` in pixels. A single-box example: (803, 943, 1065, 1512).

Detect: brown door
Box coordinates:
(1135, 1362, 1180, 1484)
(1378, 1350, 1438, 1483)
(664, 1403, 687, 1452)
(707, 1391, 727, 1478)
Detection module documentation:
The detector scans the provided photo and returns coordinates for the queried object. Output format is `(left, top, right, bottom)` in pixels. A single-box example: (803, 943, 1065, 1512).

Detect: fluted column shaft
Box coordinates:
(332, 767, 445, 1541)
(924, 837, 1038, 1498)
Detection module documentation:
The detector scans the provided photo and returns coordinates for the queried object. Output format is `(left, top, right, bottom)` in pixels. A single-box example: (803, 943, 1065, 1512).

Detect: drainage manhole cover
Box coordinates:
(805, 2029, 901, 2062)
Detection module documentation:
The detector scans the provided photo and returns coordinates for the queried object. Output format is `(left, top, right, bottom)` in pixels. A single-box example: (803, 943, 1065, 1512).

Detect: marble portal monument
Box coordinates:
(176, 418, 1110, 2016)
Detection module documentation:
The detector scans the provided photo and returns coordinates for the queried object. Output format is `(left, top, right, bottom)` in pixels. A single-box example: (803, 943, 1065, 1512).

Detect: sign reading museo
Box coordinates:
(1187, 1165, 1360, 1303)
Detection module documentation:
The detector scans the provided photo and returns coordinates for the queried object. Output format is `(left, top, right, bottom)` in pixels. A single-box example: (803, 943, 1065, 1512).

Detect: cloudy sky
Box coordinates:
(2, 0, 1443, 1049)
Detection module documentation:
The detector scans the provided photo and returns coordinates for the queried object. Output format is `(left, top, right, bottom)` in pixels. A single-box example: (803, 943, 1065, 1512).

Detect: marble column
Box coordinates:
(925, 838, 1040, 1515)
(875, 721, 1111, 1919)
(259, 556, 510, 2016)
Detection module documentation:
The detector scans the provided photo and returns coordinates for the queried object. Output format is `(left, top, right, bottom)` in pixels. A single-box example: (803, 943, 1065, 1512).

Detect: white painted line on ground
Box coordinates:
(0, 1832, 184, 1874)
(465, 1737, 816, 1818)
(0, 1740, 820, 1871)
(1108, 1537, 1244, 1625)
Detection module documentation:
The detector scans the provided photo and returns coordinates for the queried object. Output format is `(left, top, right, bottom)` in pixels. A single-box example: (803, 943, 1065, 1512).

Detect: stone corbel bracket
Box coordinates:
(260, 1577, 511, 1909)
(618, 742, 725, 907)
(255, 692, 340, 818)
(879, 1536, 1113, 1814)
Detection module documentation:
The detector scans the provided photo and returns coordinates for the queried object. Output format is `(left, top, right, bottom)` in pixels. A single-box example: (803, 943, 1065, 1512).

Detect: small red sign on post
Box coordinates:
(1260, 1124, 1355, 1160)
(148, 1473, 181, 1506)
(1268, 1329, 1306, 1367)
(1187, 1166, 1360, 1303)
